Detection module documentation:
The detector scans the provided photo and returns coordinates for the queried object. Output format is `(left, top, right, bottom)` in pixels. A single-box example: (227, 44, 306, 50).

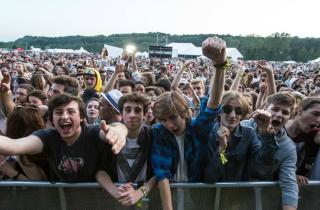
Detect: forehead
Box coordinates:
(123, 101, 144, 109)
(84, 75, 96, 79)
(29, 96, 42, 101)
(16, 88, 27, 93)
(54, 100, 79, 111)
(52, 83, 65, 91)
(225, 98, 241, 107)
(304, 104, 320, 112)
(267, 103, 292, 112)
(87, 100, 99, 106)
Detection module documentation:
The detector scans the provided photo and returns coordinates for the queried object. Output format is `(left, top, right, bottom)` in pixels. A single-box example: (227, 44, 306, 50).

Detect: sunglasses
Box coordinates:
(84, 68, 95, 75)
(222, 105, 243, 115)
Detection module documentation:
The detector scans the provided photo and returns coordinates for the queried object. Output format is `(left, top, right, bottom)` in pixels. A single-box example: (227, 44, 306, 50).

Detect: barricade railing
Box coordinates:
(0, 181, 319, 210)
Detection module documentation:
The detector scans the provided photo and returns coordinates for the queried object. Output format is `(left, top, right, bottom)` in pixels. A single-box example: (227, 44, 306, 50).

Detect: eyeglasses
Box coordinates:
(222, 105, 243, 115)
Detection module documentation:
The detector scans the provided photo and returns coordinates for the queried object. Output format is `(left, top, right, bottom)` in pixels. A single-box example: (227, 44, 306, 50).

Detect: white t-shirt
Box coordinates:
(173, 132, 188, 182)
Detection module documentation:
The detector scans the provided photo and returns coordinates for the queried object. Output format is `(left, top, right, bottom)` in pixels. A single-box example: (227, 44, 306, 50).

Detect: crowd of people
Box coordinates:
(0, 37, 320, 210)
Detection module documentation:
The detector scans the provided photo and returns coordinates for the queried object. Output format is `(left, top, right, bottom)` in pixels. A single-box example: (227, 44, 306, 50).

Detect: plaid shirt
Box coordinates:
(151, 103, 222, 182)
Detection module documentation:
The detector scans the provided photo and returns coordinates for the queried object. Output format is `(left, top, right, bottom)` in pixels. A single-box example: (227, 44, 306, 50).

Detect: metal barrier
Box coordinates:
(0, 181, 319, 210)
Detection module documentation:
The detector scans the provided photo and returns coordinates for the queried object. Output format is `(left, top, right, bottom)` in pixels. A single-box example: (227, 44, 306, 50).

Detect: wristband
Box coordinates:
(139, 186, 148, 197)
(214, 60, 230, 70)
(219, 150, 228, 165)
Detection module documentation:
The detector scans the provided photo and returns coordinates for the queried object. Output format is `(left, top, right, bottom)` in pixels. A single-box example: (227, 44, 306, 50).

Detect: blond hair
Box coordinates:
(153, 91, 190, 120)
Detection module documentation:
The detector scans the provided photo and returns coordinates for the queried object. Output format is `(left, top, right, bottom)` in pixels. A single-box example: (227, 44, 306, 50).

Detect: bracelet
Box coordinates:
(12, 171, 20, 180)
(219, 150, 228, 165)
(139, 186, 148, 198)
(0, 90, 10, 96)
(214, 60, 230, 70)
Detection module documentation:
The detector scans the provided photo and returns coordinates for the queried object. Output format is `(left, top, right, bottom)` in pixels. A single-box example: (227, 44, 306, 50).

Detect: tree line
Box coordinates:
(0, 32, 319, 62)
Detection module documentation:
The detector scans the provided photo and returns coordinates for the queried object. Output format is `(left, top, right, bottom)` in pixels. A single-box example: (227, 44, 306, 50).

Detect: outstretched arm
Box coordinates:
(0, 135, 43, 155)
(99, 120, 128, 154)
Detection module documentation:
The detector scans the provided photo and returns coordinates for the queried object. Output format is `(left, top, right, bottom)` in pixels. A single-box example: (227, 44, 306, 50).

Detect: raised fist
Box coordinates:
(252, 109, 273, 134)
(202, 36, 227, 65)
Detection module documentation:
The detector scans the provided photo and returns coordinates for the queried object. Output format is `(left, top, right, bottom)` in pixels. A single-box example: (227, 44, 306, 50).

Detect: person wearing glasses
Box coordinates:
(204, 90, 278, 182)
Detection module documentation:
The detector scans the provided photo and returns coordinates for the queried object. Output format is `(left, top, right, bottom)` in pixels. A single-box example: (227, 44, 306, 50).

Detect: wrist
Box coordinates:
(139, 186, 148, 198)
(0, 90, 10, 96)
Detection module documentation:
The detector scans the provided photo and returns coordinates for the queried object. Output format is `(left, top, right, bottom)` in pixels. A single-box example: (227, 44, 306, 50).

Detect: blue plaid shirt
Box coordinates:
(151, 103, 222, 182)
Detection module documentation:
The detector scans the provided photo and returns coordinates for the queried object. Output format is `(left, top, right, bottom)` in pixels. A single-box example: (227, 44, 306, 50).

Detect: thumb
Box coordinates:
(100, 120, 109, 133)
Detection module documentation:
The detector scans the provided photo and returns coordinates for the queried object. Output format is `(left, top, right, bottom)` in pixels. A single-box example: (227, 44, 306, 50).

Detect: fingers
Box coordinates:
(100, 120, 109, 134)
(112, 138, 125, 154)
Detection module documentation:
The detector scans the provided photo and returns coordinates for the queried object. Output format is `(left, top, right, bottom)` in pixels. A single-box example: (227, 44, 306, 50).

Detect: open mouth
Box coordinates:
(310, 124, 320, 131)
(271, 119, 281, 127)
(60, 123, 72, 133)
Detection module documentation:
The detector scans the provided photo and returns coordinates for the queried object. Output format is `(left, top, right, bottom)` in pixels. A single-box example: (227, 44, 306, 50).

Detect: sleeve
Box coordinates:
(31, 129, 52, 153)
(151, 126, 174, 181)
(203, 136, 223, 183)
(194, 100, 222, 140)
(279, 148, 299, 208)
(250, 130, 278, 166)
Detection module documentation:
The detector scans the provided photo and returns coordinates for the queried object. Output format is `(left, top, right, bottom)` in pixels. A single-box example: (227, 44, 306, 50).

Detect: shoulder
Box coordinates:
(32, 128, 59, 139)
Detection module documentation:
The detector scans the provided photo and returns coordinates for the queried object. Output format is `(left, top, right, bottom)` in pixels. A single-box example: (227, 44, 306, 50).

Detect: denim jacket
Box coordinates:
(204, 120, 278, 182)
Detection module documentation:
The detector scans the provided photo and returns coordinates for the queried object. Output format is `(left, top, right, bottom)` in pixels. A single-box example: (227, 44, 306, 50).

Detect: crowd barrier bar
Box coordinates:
(0, 181, 319, 210)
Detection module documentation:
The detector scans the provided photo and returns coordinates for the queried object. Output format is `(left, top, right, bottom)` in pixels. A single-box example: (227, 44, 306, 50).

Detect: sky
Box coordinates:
(0, 0, 319, 42)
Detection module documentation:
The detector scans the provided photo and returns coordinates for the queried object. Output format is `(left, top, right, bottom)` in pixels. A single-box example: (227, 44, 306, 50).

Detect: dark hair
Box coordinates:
(118, 79, 135, 89)
(264, 92, 296, 110)
(30, 73, 51, 91)
(82, 88, 99, 104)
(145, 86, 162, 96)
(6, 104, 45, 138)
(298, 97, 320, 111)
(118, 92, 149, 114)
(27, 90, 48, 103)
(48, 93, 85, 122)
(52, 75, 80, 96)
(17, 84, 34, 93)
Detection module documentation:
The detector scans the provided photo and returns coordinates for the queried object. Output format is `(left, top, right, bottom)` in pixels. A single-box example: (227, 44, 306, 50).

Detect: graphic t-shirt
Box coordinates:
(32, 125, 112, 182)
(117, 137, 147, 183)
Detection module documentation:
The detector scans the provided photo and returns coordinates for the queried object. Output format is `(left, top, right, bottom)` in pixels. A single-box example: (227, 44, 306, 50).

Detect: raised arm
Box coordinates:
(103, 63, 124, 93)
(258, 61, 276, 96)
(170, 61, 192, 92)
(230, 64, 245, 91)
(202, 37, 226, 109)
(0, 72, 15, 117)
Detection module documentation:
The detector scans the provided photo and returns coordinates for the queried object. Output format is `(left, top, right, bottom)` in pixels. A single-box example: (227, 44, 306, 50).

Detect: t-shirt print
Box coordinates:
(58, 155, 84, 174)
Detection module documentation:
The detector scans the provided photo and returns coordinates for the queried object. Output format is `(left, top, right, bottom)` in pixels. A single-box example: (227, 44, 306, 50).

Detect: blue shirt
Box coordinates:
(151, 104, 222, 182)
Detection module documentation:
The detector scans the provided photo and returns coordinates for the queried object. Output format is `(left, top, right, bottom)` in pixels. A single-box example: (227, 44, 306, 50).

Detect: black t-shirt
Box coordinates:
(32, 125, 112, 182)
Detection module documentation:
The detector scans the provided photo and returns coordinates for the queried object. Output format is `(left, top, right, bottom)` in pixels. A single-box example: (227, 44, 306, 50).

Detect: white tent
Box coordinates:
(310, 57, 320, 63)
(44, 47, 90, 54)
(74, 47, 90, 54)
(104, 44, 123, 58)
(166, 42, 243, 61)
(226, 48, 243, 61)
(30, 46, 43, 53)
